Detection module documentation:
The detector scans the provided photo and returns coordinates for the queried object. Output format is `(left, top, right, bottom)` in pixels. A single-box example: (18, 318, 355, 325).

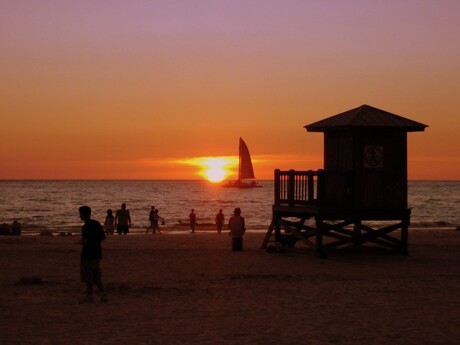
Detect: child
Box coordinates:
(104, 209, 115, 235)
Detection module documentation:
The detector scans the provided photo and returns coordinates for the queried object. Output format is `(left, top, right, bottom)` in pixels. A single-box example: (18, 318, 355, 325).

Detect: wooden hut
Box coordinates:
(262, 104, 427, 257)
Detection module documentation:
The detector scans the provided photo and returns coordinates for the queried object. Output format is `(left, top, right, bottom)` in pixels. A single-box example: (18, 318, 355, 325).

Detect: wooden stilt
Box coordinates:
(261, 220, 275, 249)
(315, 219, 326, 258)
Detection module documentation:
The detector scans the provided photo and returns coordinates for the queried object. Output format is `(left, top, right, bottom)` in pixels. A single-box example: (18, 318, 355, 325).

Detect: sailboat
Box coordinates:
(222, 138, 262, 188)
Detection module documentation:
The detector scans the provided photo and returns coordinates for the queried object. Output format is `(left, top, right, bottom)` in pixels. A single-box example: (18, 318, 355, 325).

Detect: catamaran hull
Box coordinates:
(222, 181, 262, 188)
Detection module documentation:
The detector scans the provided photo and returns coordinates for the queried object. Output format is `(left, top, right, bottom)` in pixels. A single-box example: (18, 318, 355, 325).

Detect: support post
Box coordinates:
(315, 219, 326, 258)
(261, 219, 275, 249)
(401, 217, 409, 255)
(274, 169, 281, 206)
(354, 220, 362, 245)
(288, 170, 295, 207)
(307, 170, 314, 202)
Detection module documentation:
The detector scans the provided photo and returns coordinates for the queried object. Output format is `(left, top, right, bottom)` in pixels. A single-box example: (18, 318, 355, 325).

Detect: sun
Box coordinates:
(175, 156, 237, 183)
(204, 166, 226, 182)
(200, 157, 234, 183)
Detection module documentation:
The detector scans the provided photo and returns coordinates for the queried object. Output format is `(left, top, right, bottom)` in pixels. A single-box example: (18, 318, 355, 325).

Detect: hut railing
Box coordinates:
(274, 169, 324, 207)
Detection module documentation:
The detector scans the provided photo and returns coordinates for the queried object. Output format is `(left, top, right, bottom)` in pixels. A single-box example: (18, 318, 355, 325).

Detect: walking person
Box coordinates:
(115, 203, 131, 235)
(78, 205, 108, 303)
(215, 209, 224, 234)
(189, 209, 196, 233)
(228, 207, 246, 251)
(103, 209, 115, 235)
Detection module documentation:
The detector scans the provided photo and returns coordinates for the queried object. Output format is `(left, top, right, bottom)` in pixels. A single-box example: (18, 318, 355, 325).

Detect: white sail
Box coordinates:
(239, 138, 255, 180)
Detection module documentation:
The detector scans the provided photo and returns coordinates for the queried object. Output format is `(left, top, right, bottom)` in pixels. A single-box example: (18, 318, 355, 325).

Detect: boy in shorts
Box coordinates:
(79, 205, 108, 303)
(115, 203, 131, 235)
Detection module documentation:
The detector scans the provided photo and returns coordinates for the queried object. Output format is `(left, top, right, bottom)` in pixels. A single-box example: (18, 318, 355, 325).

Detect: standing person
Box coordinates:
(215, 209, 224, 234)
(189, 209, 196, 233)
(146, 206, 155, 234)
(78, 205, 108, 303)
(103, 209, 115, 235)
(11, 220, 21, 236)
(228, 207, 246, 251)
(115, 203, 131, 235)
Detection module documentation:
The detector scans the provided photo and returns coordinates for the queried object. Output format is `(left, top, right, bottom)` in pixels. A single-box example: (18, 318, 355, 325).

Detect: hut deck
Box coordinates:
(264, 169, 410, 257)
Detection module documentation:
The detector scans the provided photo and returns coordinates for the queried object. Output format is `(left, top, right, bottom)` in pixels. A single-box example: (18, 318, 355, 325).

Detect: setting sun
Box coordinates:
(203, 159, 228, 182)
(176, 156, 237, 183)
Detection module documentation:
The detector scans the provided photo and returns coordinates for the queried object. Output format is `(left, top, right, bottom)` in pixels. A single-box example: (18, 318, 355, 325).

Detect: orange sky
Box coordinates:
(1, 1, 459, 180)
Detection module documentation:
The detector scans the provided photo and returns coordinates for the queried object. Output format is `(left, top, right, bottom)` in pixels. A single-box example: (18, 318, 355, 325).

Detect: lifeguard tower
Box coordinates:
(262, 104, 427, 257)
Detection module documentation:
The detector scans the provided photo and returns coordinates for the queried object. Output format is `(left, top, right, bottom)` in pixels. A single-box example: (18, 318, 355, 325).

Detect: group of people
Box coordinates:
(102, 203, 132, 235)
(100, 205, 247, 248)
(0, 220, 21, 236)
(146, 206, 164, 234)
(188, 208, 225, 234)
(190, 208, 246, 251)
(99, 202, 248, 243)
(102, 203, 165, 235)
(77, 204, 247, 304)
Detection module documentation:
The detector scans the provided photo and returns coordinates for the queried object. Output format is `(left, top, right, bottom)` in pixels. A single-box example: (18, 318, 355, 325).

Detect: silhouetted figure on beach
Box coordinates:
(115, 203, 131, 235)
(228, 207, 246, 251)
(103, 209, 115, 235)
(215, 209, 224, 234)
(146, 206, 156, 234)
(78, 205, 107, 304)
(11, 220, 21, 236)
(146, 207, 164, 234)
(189, 209, 196, 233)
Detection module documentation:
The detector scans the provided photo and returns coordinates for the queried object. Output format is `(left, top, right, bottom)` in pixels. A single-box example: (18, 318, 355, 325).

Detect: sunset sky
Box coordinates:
(1, 0, 459, 180)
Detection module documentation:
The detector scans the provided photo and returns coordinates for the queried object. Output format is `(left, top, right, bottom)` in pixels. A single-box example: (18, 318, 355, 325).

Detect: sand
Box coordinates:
(1, 230, 460, 345)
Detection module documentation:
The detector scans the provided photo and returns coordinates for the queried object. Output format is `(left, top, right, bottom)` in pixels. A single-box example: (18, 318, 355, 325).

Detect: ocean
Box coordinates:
(0, 180, 458, 233)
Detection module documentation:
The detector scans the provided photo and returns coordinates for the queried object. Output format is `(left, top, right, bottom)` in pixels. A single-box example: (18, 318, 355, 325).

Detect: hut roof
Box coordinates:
(305, 104, 428, 132)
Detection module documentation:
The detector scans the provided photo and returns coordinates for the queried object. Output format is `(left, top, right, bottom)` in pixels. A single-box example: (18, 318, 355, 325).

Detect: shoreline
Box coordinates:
(3, 224, 458, 236)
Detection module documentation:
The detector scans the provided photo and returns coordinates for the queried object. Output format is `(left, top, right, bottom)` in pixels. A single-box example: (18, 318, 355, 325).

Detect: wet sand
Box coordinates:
(1, 230, 459, 344)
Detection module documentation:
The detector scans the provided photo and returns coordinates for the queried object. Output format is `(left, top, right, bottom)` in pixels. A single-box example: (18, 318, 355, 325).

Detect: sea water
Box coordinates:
(0, 180, 458, 233)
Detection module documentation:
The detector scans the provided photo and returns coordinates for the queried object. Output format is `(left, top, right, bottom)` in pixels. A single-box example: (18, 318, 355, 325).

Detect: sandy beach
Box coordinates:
(1, 230, 459, 345)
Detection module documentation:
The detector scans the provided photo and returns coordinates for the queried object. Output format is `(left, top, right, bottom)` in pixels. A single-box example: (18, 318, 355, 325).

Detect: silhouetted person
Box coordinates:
(228, 207, 246, 251)
(103, 209, 114, 235)
(78, 205, 107, 303)
(11, 220, 21, 236)
(146, 206, 156, 234)
(215, 209, 224, 234)
(189, 209, 196, 233)
(115, 203, 131, 235)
